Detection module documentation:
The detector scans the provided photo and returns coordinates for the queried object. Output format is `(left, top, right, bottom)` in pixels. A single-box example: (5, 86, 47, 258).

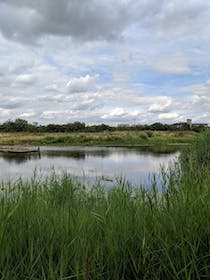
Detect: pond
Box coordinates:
(0, 146, 180, 187)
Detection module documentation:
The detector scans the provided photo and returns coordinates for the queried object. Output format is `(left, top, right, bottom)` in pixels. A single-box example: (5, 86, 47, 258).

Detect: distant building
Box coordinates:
(173, 119, 208, 130)
(186, 119, 192, 129)
(192, 123, 208, 128)
(173, 122, 189, 130)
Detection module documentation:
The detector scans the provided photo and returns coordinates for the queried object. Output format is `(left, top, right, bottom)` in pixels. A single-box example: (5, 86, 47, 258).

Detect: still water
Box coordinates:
(0, 146, 179, 185)
(0, 146, 179, 186)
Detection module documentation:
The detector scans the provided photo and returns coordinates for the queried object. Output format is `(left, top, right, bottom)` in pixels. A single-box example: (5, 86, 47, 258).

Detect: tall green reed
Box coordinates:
(0, 168, 209, 279)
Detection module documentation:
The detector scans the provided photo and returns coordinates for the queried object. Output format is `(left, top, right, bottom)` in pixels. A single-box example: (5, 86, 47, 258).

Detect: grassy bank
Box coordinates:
(0, 130, 197, 146)
(0, 131, 209, 279)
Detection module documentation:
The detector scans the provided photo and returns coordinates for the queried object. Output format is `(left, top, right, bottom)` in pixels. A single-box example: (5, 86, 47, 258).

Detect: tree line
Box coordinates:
(0, 118, 206, 133)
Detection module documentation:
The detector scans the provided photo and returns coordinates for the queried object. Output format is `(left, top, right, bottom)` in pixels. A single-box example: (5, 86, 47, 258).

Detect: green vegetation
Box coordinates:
(181, 129, 210, 170)
(0, 118, 207, 133)
(0, 118, 203, 147)
(0, 131, 209, 279)
(0, 130, 197, 146)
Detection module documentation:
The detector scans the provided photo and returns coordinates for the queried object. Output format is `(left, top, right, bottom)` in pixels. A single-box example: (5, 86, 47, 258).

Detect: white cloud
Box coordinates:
(0, 108, 11, 117)
(15, 73, 36, 85)
(179, 79, 210, 122)
(102, 108, 126, 119)
(148, 97, 172, 113)
(158, 112, 179, 120)
(182, 79, 210, 96)
(19, 112, 36, 118)
(40, 111, 63, 120)
(45, 84, 59, 92)
(66, 74, 99, 93)
(150, 1, 210, 39)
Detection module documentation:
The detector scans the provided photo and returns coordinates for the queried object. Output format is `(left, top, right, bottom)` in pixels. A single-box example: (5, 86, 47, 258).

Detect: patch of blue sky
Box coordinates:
(142, 85, 192, 98)
(129, 67, 207, 89)
(189, 65, 210, 80)
(97, 71, 113, 84)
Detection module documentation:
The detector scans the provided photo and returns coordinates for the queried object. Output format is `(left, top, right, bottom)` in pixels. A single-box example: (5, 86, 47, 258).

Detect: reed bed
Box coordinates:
(0, 169, 209, 279)
(0, 131, 209, 279)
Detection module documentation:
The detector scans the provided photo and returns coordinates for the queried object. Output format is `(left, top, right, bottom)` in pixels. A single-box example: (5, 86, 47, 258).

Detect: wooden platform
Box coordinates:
(0, 147, 40, 153)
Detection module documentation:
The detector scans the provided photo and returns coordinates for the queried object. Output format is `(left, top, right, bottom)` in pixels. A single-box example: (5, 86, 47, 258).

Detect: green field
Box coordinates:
(0, 130, 209, 279)
(0, 130, 197, 146)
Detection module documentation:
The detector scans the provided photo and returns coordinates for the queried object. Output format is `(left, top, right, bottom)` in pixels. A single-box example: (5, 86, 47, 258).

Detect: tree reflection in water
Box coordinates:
(0, 153, 41, 164)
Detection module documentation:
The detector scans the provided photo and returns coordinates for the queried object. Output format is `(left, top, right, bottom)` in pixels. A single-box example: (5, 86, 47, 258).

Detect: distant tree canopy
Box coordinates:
(1, 119, 30, 132)
(0, 118, 207, 133)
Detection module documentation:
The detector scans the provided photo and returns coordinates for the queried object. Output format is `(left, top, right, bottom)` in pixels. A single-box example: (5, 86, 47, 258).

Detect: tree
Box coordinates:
(1, 119, 29, 132)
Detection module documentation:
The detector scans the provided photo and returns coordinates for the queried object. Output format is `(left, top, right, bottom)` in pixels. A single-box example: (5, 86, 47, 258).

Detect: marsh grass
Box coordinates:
(0, 131, 197, 146)
(0, 163, 209, 279)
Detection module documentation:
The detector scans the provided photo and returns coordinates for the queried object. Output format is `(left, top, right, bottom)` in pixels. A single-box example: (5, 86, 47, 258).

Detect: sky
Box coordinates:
(0, 0, 210, 125)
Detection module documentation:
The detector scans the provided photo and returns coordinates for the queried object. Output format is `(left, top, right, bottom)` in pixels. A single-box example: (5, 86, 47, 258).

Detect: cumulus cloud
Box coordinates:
(15, 73, 36, 85)
(102, 108, 126, 119)
(158, 112, 180, 121)
(66, 74, 99, 93)
(148, 97, 172, 113)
